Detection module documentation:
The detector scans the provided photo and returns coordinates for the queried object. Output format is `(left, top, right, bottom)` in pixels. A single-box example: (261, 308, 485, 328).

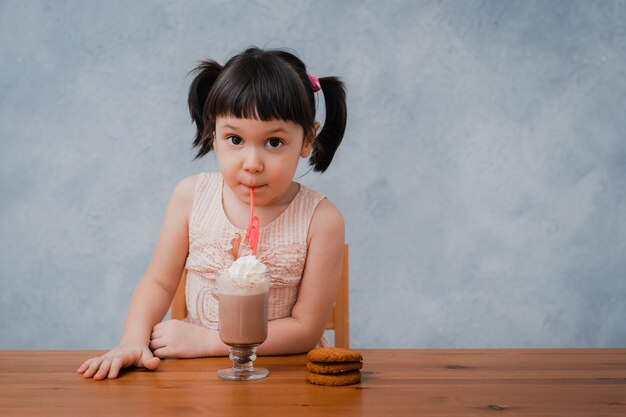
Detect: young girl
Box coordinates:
(78, 47, 347, 380)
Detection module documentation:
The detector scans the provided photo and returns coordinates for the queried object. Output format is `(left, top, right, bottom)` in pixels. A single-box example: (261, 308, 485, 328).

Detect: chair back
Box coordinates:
(170, 244, 350, 348)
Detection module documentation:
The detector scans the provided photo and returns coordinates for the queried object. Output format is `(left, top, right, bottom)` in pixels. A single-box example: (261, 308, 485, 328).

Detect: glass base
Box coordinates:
(218, 345, 269, 381)
(217, 366, 269, 381)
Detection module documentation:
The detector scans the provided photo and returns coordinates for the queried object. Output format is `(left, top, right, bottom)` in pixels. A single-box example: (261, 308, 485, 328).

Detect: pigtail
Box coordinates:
(310, 77, 347, 172)
(187, 60, 223, 159)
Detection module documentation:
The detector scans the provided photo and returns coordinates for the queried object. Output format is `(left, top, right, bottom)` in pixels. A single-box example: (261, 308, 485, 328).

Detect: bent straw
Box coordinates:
(245, 187, 260, 255)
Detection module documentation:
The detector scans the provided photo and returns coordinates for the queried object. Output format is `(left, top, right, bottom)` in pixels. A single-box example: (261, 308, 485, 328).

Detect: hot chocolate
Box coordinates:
(218, 291, 269, 346)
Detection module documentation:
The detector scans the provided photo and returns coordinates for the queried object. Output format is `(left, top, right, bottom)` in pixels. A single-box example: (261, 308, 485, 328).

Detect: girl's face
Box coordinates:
(213, 115, 313, 207)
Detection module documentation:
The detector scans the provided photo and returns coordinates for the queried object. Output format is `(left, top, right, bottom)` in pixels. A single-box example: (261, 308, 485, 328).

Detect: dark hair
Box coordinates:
(187, 47, 347, 172)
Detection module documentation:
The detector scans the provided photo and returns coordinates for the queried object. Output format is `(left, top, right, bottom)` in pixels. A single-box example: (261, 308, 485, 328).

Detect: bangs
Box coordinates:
(206, 54, 314, 127)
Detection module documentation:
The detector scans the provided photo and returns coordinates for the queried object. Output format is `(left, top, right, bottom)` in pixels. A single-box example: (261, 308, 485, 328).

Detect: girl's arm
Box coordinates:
(256, 198, 345, 355)
(119, 176, 195, 345)
(78, 176, 195, 379)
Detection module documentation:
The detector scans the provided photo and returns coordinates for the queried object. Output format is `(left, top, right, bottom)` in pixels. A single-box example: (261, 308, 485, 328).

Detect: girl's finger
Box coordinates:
(152, 347, 168, 359)
(149, 337, 164, 352)
(77, 358, 94, 373)
(108, 357, 124, 379)
(93, 359, 112, 380)
(83, 357, 105, 378)
(150, 328, 162, 340)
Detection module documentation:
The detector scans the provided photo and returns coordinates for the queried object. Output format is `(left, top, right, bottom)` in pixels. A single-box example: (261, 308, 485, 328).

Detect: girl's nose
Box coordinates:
(242, 148, 263, 173)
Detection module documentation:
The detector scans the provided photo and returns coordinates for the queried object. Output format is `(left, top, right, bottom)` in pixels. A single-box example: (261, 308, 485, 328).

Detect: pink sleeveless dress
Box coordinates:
(183, 172, 328, 345)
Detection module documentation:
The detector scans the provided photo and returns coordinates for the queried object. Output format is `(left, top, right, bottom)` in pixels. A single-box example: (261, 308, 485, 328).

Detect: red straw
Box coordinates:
(245, 187, 260, 255)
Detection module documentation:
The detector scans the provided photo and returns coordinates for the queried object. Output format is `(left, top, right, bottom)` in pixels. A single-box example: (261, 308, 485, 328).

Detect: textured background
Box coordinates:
(1, 0, 625, 349)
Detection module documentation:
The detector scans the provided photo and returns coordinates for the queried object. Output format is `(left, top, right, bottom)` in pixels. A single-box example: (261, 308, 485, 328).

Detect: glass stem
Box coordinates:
(230, 346, 257, 373)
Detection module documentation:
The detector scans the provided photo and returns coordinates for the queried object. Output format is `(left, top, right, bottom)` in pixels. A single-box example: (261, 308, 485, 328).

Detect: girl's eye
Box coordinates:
(226, 135, 243, 146)
(266, 138, 283, 149)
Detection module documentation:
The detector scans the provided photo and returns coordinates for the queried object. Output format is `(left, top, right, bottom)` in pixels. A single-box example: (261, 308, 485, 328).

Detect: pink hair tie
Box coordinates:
(307, 73, 321, 93)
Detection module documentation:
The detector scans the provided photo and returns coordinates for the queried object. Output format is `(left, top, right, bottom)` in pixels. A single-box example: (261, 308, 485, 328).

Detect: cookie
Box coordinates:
(306, 361, 363, 374)
(306, 370, 361, 386)
(306, 347, 363, 364)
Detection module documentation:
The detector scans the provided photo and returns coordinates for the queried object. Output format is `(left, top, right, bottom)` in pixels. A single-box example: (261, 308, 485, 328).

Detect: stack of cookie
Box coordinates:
(305, 347, 363, 386)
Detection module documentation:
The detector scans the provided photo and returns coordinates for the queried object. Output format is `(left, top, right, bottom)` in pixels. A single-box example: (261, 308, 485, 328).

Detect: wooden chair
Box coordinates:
(170, 244, 350, 348)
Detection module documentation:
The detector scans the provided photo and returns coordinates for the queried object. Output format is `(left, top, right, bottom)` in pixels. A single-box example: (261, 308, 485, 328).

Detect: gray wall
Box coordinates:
(1, 0, 625, 349)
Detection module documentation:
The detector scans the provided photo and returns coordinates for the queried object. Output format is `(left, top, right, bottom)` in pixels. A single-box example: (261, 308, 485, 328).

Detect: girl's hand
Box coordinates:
(77, 344, 160, 380)
(149, 320, 214, 359)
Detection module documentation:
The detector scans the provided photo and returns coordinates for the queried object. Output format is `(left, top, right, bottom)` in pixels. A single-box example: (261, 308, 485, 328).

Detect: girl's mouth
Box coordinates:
(242, 184, 264, 191)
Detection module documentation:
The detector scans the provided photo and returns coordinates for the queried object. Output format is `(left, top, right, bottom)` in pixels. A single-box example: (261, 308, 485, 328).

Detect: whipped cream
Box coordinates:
(223, 255, 269, 293)
(228, 255, 267, 280)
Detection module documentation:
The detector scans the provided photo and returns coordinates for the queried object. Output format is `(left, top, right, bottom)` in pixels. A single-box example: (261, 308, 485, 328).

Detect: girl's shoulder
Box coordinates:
(176, 171, 221, 199)
(311, 197, 344, 226)
(173, 174, 200, 198)
(170, 171, 220, 216)
(306, 195, 345, 245)
(295, 182, 343, 227)
(168, 175, 199, 221)
(177, 172, 225, 223)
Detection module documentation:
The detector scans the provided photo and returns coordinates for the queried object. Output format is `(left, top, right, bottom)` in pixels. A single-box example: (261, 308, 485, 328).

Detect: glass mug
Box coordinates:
(199, 269, 271, 381)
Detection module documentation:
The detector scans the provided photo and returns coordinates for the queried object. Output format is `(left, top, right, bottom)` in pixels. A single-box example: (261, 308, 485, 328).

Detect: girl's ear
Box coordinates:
(300, 141, 312, 158)
(301, 121, 320, 158)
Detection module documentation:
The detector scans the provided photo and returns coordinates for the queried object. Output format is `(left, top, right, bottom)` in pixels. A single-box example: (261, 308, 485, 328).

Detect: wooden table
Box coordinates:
(1, 349, 625, 416)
